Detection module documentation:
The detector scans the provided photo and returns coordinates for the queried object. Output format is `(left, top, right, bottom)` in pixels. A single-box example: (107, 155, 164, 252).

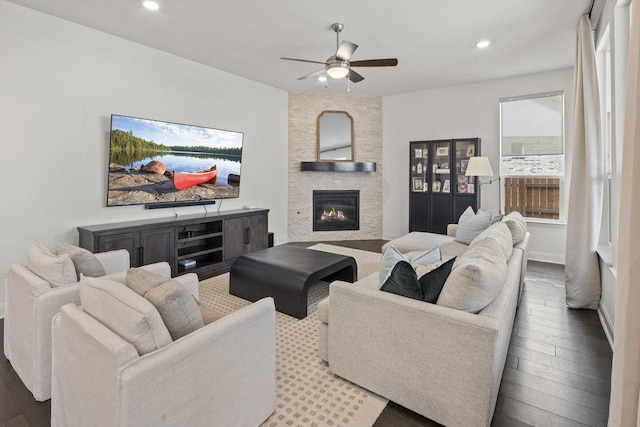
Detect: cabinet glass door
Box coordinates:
(455, 140, 476, 194)
(432, 141, 451, 193)
(410, 142, 429, 193)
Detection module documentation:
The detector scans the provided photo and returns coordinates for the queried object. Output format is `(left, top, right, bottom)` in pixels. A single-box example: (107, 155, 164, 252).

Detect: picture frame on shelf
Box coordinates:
(466, 145, 475, 157)
(457, 175, 468, 193)
(436, 146, 449, 156)
(461, 159, 469, 173)
(412, 177, 424, 192)
(432, 181, 442, 192)
(414, 148, 423, 159)
(442, 180, 450, 193)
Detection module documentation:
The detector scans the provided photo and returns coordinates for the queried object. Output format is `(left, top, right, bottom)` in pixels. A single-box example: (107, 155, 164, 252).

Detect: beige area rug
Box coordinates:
(198, 244, 386, 427)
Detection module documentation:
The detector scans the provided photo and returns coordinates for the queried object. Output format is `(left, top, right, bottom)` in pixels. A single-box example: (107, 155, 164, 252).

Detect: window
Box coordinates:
(500, 92, 565, 220)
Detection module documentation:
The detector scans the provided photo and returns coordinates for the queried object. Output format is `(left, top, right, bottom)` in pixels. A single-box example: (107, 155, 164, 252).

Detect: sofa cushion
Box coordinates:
(27, 241, 77, 287)
(502, 211, 528, 244)
(419, 257, 457, 303)
(455, 208, 493, 245)
(437, 239, 508, 313)
(56, 244, 106, 280)
(126, 268, 204, 340)
(380, 261, 423, 301)
(80, 276, 172, 355)
(379, 246, 442, 285)
(469, 222, 513, 260)
(441, 240, 469, 258)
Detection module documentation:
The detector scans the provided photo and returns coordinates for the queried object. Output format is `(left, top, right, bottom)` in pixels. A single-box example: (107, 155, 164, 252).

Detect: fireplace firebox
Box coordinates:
(313, 190, 360, 231)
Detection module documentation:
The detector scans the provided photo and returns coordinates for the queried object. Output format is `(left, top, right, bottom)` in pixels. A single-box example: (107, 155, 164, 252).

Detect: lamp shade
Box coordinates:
(465, 156, 494, 177)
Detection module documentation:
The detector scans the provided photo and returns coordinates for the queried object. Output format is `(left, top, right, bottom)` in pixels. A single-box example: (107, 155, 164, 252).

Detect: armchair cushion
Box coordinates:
(26, 241, 77, 287)
(80, 276, 172, 355)
(126, 268, 204, 340)
(56, 243, 106, 279)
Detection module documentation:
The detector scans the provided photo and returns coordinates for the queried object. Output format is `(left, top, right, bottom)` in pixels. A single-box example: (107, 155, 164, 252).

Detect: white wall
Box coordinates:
(0, 1, 288, 316)
(382, 68, 575, 264)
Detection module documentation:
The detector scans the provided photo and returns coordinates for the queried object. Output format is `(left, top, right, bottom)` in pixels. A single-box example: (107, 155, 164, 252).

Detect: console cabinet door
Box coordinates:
(224, 214, 268, 260)
(224, 217, 246, 261)
(140, 228, 175, 270)
(96, 232, 140, 268)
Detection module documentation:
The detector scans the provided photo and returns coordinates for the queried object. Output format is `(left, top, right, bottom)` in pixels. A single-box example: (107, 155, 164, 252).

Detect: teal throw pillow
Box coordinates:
(379, 245, 442, 285)
(419, 257, 456, 303)
(380, 261, 423, 301)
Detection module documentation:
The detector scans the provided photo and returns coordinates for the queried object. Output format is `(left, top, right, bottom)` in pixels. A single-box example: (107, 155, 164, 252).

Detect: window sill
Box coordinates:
(524, 218, 567, 226)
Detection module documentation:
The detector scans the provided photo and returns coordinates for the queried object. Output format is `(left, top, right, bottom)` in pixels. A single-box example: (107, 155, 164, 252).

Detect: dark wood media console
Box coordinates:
(78, 208, 269, 280)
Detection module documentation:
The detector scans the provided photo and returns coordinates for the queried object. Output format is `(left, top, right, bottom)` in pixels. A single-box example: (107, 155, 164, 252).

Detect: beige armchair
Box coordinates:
(4, 247, 197, 401)
(51, 282, 276, 427)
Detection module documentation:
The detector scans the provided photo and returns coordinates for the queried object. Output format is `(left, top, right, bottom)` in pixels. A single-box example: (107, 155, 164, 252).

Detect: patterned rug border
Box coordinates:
(198, 244, 386, 427)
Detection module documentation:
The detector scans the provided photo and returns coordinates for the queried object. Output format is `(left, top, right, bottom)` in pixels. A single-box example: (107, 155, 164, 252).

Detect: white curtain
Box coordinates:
(565, 15, 603, 309)
(609, 3, 640, 425)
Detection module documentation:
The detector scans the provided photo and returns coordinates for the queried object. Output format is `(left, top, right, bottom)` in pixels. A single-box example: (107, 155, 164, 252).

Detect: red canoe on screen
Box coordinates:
(172, 165, 217, 190)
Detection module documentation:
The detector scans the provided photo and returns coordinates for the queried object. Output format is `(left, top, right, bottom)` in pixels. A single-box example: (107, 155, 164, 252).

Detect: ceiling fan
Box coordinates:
(281, 23, 398, 83)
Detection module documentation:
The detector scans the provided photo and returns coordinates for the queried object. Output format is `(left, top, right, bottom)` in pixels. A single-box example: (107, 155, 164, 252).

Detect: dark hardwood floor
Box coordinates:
(0, 241, 612, 427)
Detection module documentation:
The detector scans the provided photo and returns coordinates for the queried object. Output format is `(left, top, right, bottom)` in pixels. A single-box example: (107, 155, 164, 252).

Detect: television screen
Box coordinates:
(107, 114, 243, 207)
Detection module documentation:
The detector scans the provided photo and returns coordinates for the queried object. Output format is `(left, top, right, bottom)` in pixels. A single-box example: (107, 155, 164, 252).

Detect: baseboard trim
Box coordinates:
(598, 305, 614, 350)
(528, 250, 565, 265)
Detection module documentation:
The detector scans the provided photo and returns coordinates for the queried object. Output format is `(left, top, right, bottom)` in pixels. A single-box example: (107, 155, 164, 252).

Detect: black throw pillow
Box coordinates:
(380, 261, 424, 301)
(419, 257, 457, 303)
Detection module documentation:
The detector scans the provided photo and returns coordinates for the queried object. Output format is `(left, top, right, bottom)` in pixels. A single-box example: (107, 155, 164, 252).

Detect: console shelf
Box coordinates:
(78, 208, 269, 280)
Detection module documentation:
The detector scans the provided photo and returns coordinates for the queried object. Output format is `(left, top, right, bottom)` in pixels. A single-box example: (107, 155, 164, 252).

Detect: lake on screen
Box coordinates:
(127, 153, 241, 185)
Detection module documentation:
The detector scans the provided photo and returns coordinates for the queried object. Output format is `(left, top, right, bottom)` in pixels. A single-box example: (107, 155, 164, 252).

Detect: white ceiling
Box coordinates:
(7, 0, 591, 96)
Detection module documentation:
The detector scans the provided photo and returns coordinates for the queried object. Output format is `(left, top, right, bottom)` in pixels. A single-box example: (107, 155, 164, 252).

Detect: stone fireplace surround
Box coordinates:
(288, 92, 383, 242)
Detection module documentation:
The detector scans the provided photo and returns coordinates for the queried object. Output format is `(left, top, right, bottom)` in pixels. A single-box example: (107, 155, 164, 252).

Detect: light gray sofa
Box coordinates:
(318, 220, 529, 427)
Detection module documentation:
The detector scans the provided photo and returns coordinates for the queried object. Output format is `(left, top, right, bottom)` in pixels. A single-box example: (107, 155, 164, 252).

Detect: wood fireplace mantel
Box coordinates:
(300, 161, 376, 172)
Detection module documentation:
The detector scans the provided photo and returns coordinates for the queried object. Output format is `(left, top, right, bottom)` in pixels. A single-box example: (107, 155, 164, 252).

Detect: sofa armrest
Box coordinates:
(94, 250, 130, 275)
(328, 282, 500, 426)
(447, 224, 458, 237)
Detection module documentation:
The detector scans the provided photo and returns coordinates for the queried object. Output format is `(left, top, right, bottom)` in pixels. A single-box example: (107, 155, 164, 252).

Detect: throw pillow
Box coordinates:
(80, 276, 173, 355)
(126, 268, 204, 340)
(502, 211, 527, 244)
(126, 268, 169, 296)
(437, 239, 508, 313)
(26, 241, 77, 287)
(419, 257, 457, 303)
(455, 209, 493, 245)
(56, 243, 106, 280)
(458, 206, 476, 224)
(144, 280, 205, 340)
(380, 261, 423, 301)
(379, 245, 442, 285)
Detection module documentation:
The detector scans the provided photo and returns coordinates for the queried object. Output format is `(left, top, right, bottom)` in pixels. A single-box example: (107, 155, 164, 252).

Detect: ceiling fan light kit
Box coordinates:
(281, 22, 398, 89)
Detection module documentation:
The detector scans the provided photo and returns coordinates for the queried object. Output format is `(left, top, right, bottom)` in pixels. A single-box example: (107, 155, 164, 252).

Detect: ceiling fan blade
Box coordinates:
(347, 69, 365, 83)
(297, 69, 326, 80)
(281, 57, 327, 65)
(350, 58, 399, 67)
(335, 41, 358, 61)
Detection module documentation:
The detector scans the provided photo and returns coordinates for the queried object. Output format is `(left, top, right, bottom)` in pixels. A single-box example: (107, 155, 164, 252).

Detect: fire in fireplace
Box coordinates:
(313, 190, 359, 231)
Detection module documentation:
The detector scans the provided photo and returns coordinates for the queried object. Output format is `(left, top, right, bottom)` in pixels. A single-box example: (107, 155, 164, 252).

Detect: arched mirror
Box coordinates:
(317, 110, 354, 161)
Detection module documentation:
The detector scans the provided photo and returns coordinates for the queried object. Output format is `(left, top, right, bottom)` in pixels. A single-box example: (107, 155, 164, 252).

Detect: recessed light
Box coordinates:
(143, 1, 160, 11)
(318, 76, 327, 82)
(476, 40, 491, 49)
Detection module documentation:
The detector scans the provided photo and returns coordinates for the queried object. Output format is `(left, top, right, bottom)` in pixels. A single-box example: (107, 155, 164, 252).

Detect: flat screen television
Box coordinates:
(107, 114, 243, 208)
